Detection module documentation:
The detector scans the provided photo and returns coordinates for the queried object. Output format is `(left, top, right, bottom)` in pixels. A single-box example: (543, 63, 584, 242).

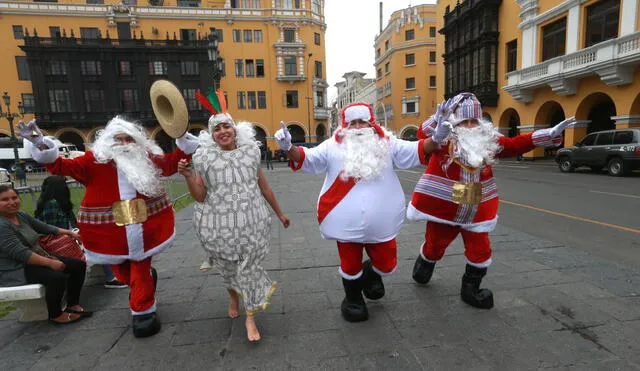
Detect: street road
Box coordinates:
(396, 160, 640, 269)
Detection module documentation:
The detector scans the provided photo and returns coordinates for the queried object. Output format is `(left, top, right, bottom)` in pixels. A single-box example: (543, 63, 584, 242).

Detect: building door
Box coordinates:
(117, 22, 131, 40)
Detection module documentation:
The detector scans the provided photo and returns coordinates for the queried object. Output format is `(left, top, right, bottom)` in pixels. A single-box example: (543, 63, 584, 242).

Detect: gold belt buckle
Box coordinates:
(452, 182, 482, 205)
(112, 199, 148, 226)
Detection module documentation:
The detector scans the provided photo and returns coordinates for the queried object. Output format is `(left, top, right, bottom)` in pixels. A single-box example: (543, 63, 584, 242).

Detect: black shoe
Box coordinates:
(412, 256, 436, 284)
(362, 260, 385, 300)
(132, 312, 161, 338)
(104, 279, 128, 289)
(341, 278, 368, 322)
(460, 264, 494, 309)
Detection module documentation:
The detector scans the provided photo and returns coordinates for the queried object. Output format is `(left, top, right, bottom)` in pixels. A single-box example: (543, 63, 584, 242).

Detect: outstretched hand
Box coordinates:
(17, 119, 44, 146)
(278, 213, 290, 228)
(432, 121, 453, 144)
(435, 98, 456, 125)
(550, 117, 576, 137)
(274, 121, 292, 151)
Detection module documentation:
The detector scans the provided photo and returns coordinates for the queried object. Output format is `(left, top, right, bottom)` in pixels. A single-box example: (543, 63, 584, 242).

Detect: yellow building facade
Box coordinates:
(0, 0, 328, 158)
(435, 0, 640, 158)
(374, 4, 438, 140)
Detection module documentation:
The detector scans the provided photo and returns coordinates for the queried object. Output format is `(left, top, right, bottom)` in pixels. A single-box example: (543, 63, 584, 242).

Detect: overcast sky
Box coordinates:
(324, 0, 435, 102)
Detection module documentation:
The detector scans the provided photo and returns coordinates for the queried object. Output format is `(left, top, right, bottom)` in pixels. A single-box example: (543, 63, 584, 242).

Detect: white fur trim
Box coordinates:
(31, 137, 59, 164)
(339, 267, 363, 280)
(406, 203, 498, 233)
(466, 257, 492, 268)
(83, 231, 175, 265)
(131, 301, 157, 315)
(344, 105, 371, 123)
(372, 265, 396, 277)
(175, 132, 199, 155)
(418, 243, 437, 262)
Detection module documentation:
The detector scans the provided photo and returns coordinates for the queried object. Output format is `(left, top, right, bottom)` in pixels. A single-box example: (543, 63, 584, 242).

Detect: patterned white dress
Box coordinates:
(192, 142, 275, 314)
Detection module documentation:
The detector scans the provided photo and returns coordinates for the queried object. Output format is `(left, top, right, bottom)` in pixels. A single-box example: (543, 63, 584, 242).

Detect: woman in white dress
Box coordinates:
(178, 112, 289, 342)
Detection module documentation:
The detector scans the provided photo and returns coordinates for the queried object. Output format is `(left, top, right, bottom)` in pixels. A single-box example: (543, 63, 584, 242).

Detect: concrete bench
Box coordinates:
(0, 284, 47, 322)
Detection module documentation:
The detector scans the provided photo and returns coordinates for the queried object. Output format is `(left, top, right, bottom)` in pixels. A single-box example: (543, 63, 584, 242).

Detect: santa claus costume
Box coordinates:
(407, 93, 574, 309)
(30, 117, 199, 337)
(279, 103, 428, 322)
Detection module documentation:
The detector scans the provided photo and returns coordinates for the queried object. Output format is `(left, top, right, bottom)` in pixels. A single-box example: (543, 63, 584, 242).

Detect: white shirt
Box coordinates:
(298, 136, 423, 243)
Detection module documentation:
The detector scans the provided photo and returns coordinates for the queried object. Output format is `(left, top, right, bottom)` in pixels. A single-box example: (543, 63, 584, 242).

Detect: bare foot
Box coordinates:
(227, 289, 239, 319)
(246, 314, 261, 342)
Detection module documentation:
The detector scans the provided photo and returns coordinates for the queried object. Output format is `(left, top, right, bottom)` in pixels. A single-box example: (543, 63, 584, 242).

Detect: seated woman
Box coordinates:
(0, 185, 90, 324)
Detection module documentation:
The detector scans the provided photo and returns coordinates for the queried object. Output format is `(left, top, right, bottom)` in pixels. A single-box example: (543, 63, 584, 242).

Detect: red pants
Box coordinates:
(110, 257, 156, 314)
(421, 222, 492, 266)
(337, 239, 397, 277)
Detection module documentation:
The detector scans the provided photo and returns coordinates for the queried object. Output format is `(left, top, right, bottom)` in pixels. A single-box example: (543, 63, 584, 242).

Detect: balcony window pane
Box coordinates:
(284, 56, 297, 76)
(49, 89, 72, 113)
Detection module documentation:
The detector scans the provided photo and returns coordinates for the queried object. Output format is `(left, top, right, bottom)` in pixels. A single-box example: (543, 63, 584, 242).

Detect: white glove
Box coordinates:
(434, 98, 456, 125)
(274, 121, 292, 151)
(432, 121, 453, 144)
(549, 117, 576, 138)
(175, 132, 200, 155)
(17, 119, 44, 147)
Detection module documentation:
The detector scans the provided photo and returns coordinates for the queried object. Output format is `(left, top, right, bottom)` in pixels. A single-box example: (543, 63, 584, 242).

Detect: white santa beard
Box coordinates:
(452, 124, 501, 168)
(339, 128, 390, 181)
(112, 144, 164, 197)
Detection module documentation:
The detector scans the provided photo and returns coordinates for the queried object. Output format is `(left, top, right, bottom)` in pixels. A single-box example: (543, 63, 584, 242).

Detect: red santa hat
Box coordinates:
(335, 102, 386, 142)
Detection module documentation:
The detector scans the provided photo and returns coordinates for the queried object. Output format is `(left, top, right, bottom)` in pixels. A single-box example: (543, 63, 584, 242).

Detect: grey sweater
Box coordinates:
(0, 212, 59, 287)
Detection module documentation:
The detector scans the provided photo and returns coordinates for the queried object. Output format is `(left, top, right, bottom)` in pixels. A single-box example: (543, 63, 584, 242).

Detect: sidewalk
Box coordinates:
(2, 169, 640, 370)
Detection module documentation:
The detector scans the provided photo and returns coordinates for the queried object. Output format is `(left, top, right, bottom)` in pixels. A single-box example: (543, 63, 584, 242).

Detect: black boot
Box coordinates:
(362, 260, 385, 300)
(412, 256, 436, 284)
(460, 264, 494, 309)
(341, 277, 368, 322)
(132, 312, 161, 338)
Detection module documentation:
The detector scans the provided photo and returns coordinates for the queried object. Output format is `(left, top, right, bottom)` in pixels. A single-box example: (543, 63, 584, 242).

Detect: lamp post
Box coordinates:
(306, 52, 313, 143)
(0, 92, 23, 174)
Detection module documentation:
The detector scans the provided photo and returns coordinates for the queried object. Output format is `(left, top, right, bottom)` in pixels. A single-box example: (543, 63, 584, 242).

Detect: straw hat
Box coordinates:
(149, 79, 188, 138)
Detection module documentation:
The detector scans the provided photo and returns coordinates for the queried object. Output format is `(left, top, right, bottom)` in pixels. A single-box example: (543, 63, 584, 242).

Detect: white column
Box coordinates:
(566, 5, 580, 54)
(521, 27, 537, 68)
(620, 0, 639, 36)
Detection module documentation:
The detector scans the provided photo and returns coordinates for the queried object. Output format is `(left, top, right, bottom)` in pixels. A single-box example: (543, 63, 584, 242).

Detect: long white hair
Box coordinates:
(91, 116, 163, 163)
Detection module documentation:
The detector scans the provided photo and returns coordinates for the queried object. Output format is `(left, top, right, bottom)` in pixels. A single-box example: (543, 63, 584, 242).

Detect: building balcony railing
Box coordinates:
(314, 107, 330, 120)
(0, 1, 325, 23)
(276, 75, 307, 82)
(23, 35, 212, 49)
(503, 31, 640, 102)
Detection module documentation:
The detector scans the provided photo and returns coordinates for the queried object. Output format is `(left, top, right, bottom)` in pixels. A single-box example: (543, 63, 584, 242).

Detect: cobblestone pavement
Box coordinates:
(1, 168, 639, 370)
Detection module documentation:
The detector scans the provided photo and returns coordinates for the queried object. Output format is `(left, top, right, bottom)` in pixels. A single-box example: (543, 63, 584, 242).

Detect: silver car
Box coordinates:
(555, 128, 640, 176)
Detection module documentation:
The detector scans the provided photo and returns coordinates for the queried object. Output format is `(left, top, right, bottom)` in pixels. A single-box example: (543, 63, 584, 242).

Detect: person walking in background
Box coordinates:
(35, 175, 127, 289)
(180, 91, 290, 342)
(15, 165, 27, 188)
(265, 148, 274, 170)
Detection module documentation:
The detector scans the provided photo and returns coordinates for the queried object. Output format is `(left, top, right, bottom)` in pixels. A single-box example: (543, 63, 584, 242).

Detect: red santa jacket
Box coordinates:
(45, 149, 189, 264)
(407, 133, 538, 232)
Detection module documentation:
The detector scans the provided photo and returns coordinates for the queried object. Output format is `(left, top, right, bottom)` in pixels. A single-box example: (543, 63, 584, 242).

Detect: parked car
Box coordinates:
(555, 128, 640, 176)
(0, 167, 13, 187)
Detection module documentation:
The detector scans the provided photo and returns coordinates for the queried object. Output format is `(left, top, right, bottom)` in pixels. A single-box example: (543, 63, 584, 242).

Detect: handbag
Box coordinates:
(38, 234, 86, 262)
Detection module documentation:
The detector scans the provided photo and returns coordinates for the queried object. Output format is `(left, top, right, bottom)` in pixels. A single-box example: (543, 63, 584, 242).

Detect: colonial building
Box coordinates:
(0, 0, 328, 155)
(374, 4, 438, 140)
(334, 71, 376, 113)
(436, 0, 640, 158)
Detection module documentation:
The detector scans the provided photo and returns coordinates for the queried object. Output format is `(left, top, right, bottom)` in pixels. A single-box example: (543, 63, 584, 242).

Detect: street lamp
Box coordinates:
(0, 92, 23, 174)
(306, 52, 313, 143)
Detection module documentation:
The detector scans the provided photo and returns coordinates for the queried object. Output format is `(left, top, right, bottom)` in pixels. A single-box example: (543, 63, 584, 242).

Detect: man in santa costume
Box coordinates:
(274, 103, 436, 322)
(18, 117, 199, 337)
(407, 92, 575, 309)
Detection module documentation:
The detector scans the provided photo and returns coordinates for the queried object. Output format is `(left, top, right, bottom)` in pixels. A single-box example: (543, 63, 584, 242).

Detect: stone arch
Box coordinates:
(575, 92, 616, 133)
(399, 124, 419, 141)
(535, 101, 566, 127)
(316, 124, 326, 142)
(630, 92, 640, 116)
(286, 122, 306, 143)
(254, 126, 267, 155)
(499, 109, 521, 138)
(56, 130, 87, 151)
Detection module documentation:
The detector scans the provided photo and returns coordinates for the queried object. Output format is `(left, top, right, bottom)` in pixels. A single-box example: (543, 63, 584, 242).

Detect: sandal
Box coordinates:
(49, 312, 82, 325)
(64, 307, 93, 318)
